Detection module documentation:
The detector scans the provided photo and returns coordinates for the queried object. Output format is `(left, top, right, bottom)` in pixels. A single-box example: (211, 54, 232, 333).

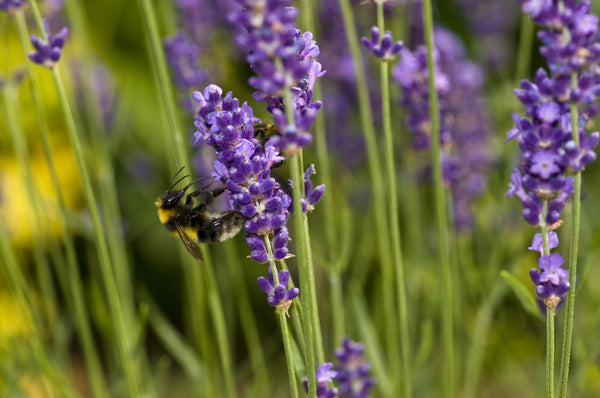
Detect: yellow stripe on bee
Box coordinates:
(184, 227, 199, 242)
(157, 207, 177, 224)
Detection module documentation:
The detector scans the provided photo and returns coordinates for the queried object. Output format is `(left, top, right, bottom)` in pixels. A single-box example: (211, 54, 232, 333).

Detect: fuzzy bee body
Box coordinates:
(156, 169, 243, 262)
(253, 122, 280, 146)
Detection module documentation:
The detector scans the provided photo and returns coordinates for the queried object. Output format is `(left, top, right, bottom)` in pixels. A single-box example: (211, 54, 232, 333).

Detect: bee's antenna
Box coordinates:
(181, 176, 213, 193)
(166, 166, 187, 191)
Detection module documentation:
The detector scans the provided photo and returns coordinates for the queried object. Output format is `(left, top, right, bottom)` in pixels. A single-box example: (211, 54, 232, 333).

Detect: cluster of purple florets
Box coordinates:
(228, 0, 325, 154)
(507, 0, 600, 304)
(506, 0, 600, 229)
(303, 337, 375, 398)
(393, 28, 492, 232)
(193, 84, 291, 263)
(393, 43, 451, 151)
(164, 0, 216, 114)
(257, 266, 299, 316)
(0, 0, 25, 12)
(362, 26, 403, 61)
(335, 337, 376, 398)
(28, 22, 68, 68)
(528, 232, 570, 309)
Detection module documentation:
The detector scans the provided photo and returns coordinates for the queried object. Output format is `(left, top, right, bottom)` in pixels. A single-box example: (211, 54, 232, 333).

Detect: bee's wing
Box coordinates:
(175, 224, 204, 262)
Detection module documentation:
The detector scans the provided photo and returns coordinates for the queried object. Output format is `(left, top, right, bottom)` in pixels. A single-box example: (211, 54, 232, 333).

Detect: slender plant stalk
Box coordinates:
(12, 11, 108, 397)
(515, 13, 535, 82)
(541, 202, 555, 398)
(422, 1, 455, 396)
(558, 74, 582, 398)
(273, 53, 322, 395)
(138, 1, 237, 395)
(61, 0, 136, 323)
(1, 45, 57, 334)
(278, 311, 300, 398)
(299, 0, 343, 354)
(26, 2, 140, 395)
(336, 0, 397, 384)
(199, 246, 236, 398)
(52, 65, 140, 397)
(547, 308, 556, 398)
(265, 236, 300, 398)
(375, 3, 411, 396)
(290, 154, 317, 398)
(223, 242, 270, 397)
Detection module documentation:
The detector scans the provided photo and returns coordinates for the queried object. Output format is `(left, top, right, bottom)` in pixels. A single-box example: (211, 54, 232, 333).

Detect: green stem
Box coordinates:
(558, 73, 582, 398)
(137, 0, 189, 168)
(265, 236, 300, 398)
(278, 312, 300, 398)
(541, 201, 555, 398)
(275, 58, 322, 394)
(547, 309, 556, 398)
(137, 3, 226, 391)
(300, 0, 342, 353)
(336, 0, 396, 386)
(223, 242, 270, 396)
(515, 14, 535, 82)
(51, 66, 139, 397)
(422, 1, 454, 396)
(27, 2, 140, 393)
(200, 248, 236, 398)
(290, 155, 317, 398)
(376, 2, 411, 396)
(13, 11, 107, 397)
(1, 38, 57, 334)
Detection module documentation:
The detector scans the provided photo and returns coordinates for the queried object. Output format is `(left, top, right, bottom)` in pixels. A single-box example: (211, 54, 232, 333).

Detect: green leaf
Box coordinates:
(500, 270, 542, 320)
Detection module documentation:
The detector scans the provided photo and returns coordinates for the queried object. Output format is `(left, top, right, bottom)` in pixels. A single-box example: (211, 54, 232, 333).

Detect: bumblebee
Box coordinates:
(155, 167, 244, 262)
(253, 122, 280, 146)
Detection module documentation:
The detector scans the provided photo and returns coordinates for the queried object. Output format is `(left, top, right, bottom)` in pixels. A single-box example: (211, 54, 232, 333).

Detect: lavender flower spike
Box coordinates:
(257, 266, 299, 316)
(28, 22, 68, 68)
(228, 0, 325, 154)
(0, 0, 26, 13)
(303, 363, 339, 398)
(362, 26, 403, 61)
(335, 337, 375, 398)
(193, 84, 292, 262)
(288, 164, 325, 213)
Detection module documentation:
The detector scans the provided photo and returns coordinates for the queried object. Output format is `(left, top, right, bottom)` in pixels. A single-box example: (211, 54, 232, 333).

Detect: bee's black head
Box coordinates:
(160, 190, 185, 209)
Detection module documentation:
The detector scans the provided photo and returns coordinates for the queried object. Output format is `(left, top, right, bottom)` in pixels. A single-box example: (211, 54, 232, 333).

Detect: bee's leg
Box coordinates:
(188, 186, 227, 205)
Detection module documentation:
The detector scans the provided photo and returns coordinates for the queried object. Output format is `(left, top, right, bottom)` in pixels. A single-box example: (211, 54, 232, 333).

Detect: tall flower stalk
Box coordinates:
(229, 0, 326, 394)
(26, 0, 140, 395)
(361, 4, 410, 395)
(507, 1, 600, 396)
(422, 0, 455, 396)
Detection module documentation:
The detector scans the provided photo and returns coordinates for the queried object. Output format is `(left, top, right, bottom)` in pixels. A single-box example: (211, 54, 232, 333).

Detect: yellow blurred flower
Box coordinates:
(0, 138, 82, 247)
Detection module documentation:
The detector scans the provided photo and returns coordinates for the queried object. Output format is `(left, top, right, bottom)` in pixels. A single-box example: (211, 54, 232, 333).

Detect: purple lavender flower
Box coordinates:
(335, 337, 375, 398)
(0, 0, 25, 13)
(257, 266, 299, 316)
(71, 61, 116, 129)
(394, 28, 493, 232)
(165, 32, 207, 92)
(528, 233, 571, 311)
(288, 164, 325, 213)
(506, 1, 600, 229)
(228, 0, 325, 154)
(303, 363, 339, 398)
(522, 0, 600, 78)
(361, 26, 403, 61)
(528, 231, 559, 255)
(193, 84, 292, 262)
(454, 0, 520, 71)
(28, 22, 68, 68)
(393, 45, 450, 150)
